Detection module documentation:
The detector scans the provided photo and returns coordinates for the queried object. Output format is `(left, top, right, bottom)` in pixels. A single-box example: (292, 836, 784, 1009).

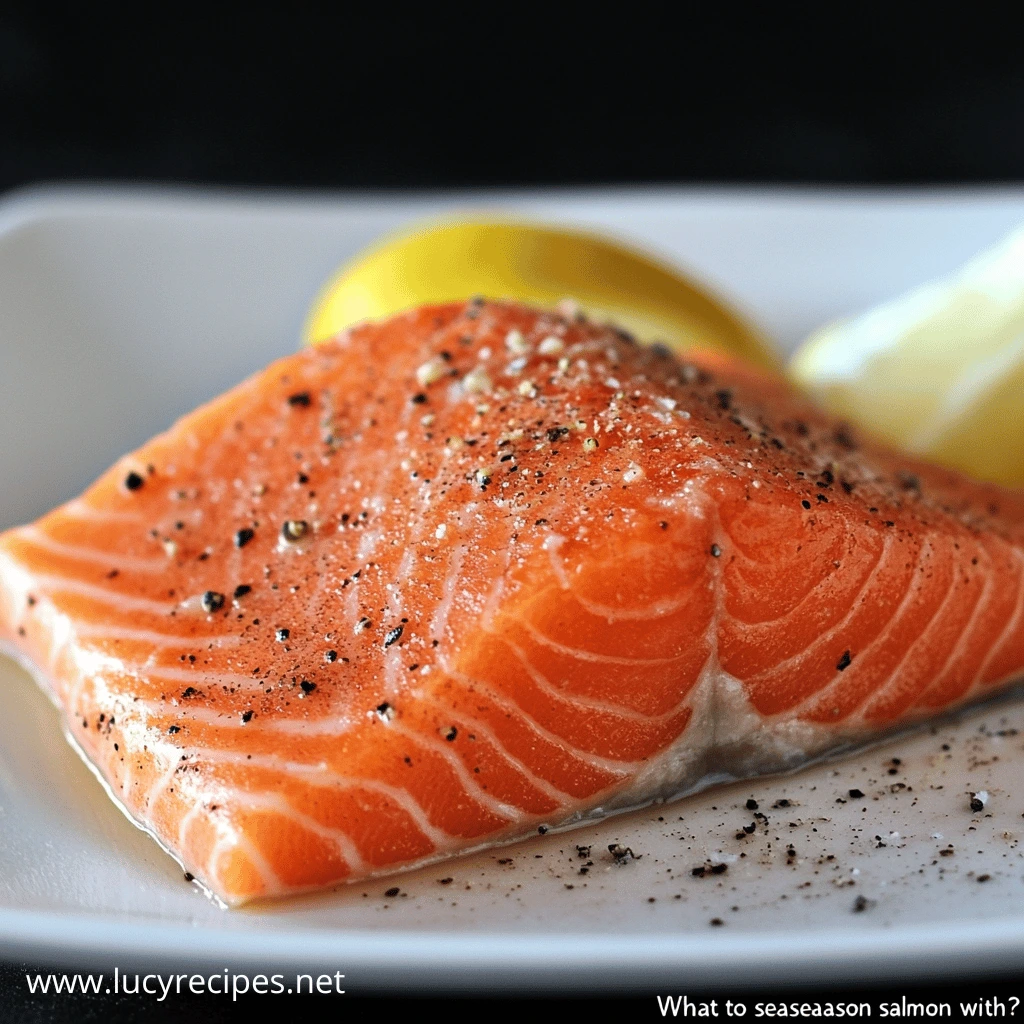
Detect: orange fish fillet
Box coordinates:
(2, 300, 1024, 905)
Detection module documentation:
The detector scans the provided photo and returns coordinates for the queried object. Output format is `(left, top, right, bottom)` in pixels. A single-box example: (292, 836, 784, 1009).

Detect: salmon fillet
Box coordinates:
(2, 299, 1024, 906)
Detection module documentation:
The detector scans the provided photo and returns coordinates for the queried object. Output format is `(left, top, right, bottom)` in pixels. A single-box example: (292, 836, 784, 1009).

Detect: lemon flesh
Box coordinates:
(790, 226, 1024, 488)
(304, 219, 778, 371)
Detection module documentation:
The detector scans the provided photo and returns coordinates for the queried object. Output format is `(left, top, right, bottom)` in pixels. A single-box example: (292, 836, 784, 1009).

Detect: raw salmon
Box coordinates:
(2, 299, 1024, 906)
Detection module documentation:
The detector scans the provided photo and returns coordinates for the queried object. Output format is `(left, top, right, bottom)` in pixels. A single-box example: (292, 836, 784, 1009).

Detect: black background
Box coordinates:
(1, 10, 1024, 193)
(2, 7, 1023, 1020)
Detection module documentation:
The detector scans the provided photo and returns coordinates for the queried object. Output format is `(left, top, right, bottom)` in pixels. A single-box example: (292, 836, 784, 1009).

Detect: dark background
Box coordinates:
(2, 7, 1023, 1020)
(1, 10, 1024, 194)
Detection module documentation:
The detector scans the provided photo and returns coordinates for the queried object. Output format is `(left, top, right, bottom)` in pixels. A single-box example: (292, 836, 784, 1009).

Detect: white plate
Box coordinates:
(2, 184, 1024, 991)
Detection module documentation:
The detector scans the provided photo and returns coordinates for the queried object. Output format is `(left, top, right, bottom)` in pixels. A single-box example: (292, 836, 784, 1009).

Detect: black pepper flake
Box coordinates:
(383, 625, 404, 648)
(233, 584, 252, 599)
(970, 794, 986, 812)
(275, 627, 290, 642)
(852, 895, 873, 913)
(184, 872, 195, 882)
(241, 710, 254, 723)
(300, 680, 316, 694)
(746, 798, 758, 810)
(801, 499, 812, 510)
(124, 471, 145, 491)
(537, 825, 549, 834)
(26, 595, 35, 607)
(836, 650, 852, 672)
(325, 649, 338, 663)
(710, 918, 724, 927)
(609, 844, 638, 863)
(411, 392, 428, 405)
(710, 544, 721, 558)
(444, 726, 458, 742)
(384, 886, 400, 898)
(848, 788, 865, 799)
(235, 528, 255, 548)
(201, 591, 225, 613)
(181, 687, 198, 699)
(287, 391, 311, 407)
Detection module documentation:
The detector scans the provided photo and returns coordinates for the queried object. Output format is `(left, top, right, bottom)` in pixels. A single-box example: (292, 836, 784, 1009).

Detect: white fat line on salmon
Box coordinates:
(231, 790, 371, 877)
(208, 817, 285, 899)
(384, 718, 520, 822)
(722, 524, 886, 632)
(26, 575, 177, 615)
(785, 538, 932, 721)
(290, 439, 367, 678)
(448, 668, 639, 776)
(16, 526, 169, 573)
(513, 616, 688, 667)
(734, 532, 896, 687)
(565, 585, 694, 623)
(60, 498, 145, 524)
(861, 535, 981, 718)
(380, 546, 416, 699)
(832, 531, 952, 722)
(197, 749, 451, 853)
(974, 544, 1024, 688)
(341, 526, 383, 625)
(217, 386, 291, 607)
(133, 664, 265, 689)
(542, 533, 571, 588)
(495, 628, 697, 724)
(176, 800, 211, 852)
(129, 697, 363, 735)
(916, 538, 995, 709)
(543, 540, 696, 622)
(429, 540, 466, 641)
(720, 520, 888, 630)
(73, 623, 247, 649)
(413, 690, 574, 805)
(54, 716, 231, 908)
(140, 756, 185, 814)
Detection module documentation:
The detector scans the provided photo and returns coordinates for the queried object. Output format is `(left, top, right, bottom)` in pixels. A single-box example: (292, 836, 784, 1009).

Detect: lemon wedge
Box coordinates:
(790, 226, 1024, 488)
(304, 219, 778, 371)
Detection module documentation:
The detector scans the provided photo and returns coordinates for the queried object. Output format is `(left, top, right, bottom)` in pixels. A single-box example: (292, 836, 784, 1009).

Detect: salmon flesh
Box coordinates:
(2, 300, 1023, 905)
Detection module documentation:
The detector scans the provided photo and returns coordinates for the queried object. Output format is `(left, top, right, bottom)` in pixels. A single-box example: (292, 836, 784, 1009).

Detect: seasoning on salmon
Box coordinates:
(3, 299, 1024, 906)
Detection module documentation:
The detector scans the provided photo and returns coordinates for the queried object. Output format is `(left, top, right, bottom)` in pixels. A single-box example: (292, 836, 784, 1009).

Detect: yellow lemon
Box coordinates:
(790, 226, 1024, 488)
(304, 218, 778, 371)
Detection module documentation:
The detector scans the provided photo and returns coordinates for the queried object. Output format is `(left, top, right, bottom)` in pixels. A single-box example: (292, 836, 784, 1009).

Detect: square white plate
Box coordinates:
(3, 184, 1024, 991)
